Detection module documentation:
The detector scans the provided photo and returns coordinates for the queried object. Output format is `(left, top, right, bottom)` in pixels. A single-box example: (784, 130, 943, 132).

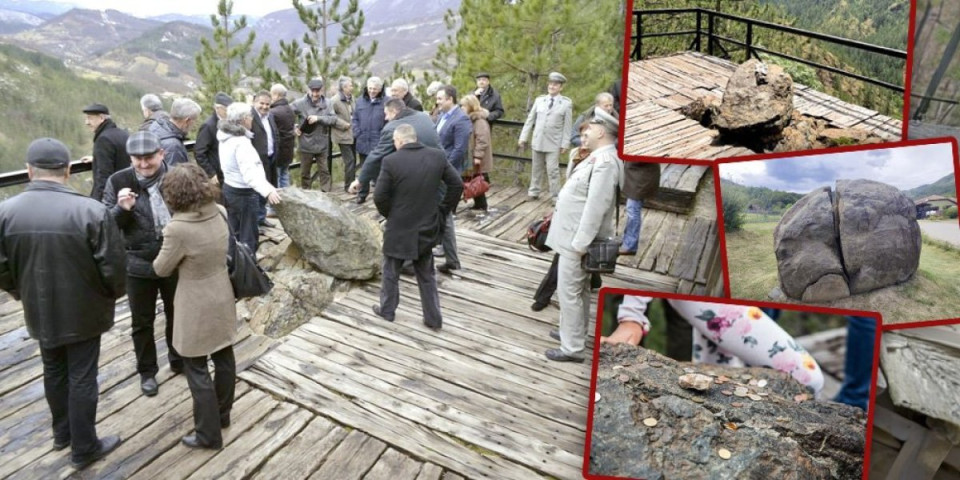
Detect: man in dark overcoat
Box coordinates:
(0, 138, 126, 468)
(372, 124, 462, 331)
(81, 103, 129, 201)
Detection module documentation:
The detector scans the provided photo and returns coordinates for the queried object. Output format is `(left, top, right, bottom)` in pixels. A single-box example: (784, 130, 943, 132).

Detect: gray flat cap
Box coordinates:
(307, 78, 324, 90)
(126, 131, 161, 156)
(590, 107, 618, 136)
(547, 72, 567, 84)
(27, 138, 71, 169)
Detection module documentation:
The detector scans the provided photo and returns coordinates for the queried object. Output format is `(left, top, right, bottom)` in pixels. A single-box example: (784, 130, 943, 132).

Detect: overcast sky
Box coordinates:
(62, 0, 288, 18)
(720, 143, 957, 193)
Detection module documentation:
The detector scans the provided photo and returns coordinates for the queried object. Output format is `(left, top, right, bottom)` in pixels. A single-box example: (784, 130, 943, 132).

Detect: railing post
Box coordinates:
(746, 21, 753, 61)
(636, 12, 643, 59)
(707, 11, 714, 56)
(695, 9, 702, 52)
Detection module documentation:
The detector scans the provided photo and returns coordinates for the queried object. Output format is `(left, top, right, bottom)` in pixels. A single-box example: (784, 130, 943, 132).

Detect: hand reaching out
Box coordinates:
(599, 321, 645, 346)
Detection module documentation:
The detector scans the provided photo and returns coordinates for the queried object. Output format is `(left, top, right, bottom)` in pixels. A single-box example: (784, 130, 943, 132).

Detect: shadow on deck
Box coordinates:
(0, 181, 721, 479)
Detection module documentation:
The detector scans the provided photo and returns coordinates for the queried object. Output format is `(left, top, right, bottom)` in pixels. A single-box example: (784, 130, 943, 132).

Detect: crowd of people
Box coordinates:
(0, 71, 668, 468)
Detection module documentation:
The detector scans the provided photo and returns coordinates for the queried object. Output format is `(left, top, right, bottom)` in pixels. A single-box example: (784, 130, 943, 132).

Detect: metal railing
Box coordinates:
(631, 8, 907, 94)
(0, 119, 539, 190)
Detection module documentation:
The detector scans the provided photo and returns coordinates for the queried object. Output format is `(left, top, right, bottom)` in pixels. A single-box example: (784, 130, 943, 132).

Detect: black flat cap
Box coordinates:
(82, 103, 109, 115)
(475, 72, 490, 79)
(307, 78, 324, 90)
(214, 92, 233, 107)
(27, 138, 71, 169)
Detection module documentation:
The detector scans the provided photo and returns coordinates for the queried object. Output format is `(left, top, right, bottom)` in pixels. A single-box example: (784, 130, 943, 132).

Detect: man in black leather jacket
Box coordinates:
(0, 138, 126, 468)
(103, 131, 182, 397)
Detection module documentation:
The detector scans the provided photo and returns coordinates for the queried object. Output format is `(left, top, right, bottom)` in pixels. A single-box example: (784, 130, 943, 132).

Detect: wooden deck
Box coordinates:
(623, 51, 903, 160)
(0, 181, 722, 479)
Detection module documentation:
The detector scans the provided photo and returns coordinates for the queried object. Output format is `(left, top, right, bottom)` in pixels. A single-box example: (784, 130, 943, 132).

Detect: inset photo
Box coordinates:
(585, 291, 879, 479)
(871, 320, 960, 479)
(908, 0, 960, 141)
(721, 140, 960, 324)
(621, 1, 907, 163)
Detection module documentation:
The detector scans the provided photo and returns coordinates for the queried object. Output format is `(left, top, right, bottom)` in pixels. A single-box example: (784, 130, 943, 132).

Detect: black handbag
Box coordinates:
(581, 163, 622, 274)
(526, 212, 553, 252)
(219, 211, 273, 299)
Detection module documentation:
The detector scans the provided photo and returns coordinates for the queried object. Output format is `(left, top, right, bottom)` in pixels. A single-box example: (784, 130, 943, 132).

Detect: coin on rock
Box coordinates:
(643, 417, 658, 427)
(718, 448, 732, 459)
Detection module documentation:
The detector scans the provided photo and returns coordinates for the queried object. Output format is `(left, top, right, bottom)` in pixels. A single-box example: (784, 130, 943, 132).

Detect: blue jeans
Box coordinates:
(222, 184, 260, 253)
(833, 316, 876, 410)
(621, 199, 643, 252)
(276, 165, 291, 188)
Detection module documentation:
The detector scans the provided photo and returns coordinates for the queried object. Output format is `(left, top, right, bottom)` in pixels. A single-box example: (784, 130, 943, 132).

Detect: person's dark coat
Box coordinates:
(623, 160, 661, 201)
(357, 108, 441, 186)
(270, 98, 297, 168)
(147, 115, 189, 166)
(609, 79, 622, 112)
(477, 85, 505, 123)
(401, 91, 423, 112)
(352, 87, 387, 156)
(102, 167, 167, 279)
(194, 113, 222, 182)
(291, 94, 344, 154)
(0, 181, 126, 348)
(139, 110, 169, 132)
(90, 119, 129, 201)
(251, 109, 279, 186)
(374, 143, 463, 259)
(437, 107, 473, 173)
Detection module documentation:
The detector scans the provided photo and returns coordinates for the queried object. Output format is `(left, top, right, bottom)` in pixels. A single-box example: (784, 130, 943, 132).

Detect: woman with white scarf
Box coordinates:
(218, 102, 281, 253)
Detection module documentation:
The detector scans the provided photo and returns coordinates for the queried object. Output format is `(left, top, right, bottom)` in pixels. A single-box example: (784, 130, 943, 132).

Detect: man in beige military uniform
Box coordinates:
(518, 72, 573, 201)
(543, 108, 623, 362)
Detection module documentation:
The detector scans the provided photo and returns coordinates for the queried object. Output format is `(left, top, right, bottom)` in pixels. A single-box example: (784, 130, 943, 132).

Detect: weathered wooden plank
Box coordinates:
(882, 330, 960, 426)
(364, 447, 425, 480)
(252, 416, 348, 480)
(189, 402, 312, 479)
(415, 463, 444, 480)
(669, 216, 713, 280)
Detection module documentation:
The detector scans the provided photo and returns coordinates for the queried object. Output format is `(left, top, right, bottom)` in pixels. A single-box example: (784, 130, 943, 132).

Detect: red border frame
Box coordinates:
(617, 0, 918, 167)
(582, 288, 885, 480)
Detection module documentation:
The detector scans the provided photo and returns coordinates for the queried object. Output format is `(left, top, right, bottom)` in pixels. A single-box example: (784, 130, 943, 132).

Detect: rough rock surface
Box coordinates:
(713, 60, 794, 136)
(836, 179, 921, 294)
(589, 344, 866, 480)
(773, 180, 920, 300)
(274, 187, 382, 280)
(773, 187, 849, 301)
(242, 243, 352, 338)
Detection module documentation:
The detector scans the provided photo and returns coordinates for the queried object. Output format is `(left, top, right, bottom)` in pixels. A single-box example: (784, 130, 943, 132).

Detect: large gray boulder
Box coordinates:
(590, 344, 866, 479)
(773, 180, 921, 301)
(773, 187, 850, 302)
(274, 187, 382, 280)
(836, 179, 921, 294)
(713, 60, 794, 136)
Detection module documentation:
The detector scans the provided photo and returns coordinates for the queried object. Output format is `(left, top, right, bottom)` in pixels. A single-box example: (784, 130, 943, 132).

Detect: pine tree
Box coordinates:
(194, 0, 270, 100)
(445, 0, 622, 118)
(272, 0, 378, 92)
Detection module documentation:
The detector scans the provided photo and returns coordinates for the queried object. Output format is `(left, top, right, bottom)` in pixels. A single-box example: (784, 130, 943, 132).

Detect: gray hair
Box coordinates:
(391, 78, 409, 93)
(270, 83, 287, 97)
(170, 98, 202, 121)
(225, 102, 253, 125)
(393, 124, 417, 144)
(338, 76, 353, 91)
(367, 76, 384, 89)
(595, 92, 614, 104)
(140, 94, 163, 112)
(426, 81, 444, 97)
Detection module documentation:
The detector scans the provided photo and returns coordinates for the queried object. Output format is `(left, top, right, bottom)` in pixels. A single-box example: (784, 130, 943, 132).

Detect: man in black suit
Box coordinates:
(251, 90, 280, 227)
(194, 92, 232, 184)
(372, 124, 462, 331)
(81, 103, 129, 202)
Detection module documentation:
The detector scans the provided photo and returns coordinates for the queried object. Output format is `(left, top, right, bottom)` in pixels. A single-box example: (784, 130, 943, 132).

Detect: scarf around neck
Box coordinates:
(135, 162, 171, 238)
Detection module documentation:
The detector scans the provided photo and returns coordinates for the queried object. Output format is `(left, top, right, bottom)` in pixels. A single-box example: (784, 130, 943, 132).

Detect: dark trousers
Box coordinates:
(183, 346, 235, 448)
(664, 302, 694, 361)
(357, 153, 369, 198)
(339, 143, 357, 191)
(223, 184, 260, 254)
(128, 275, 180, 377)
(380, 253, 442, 328)
(471, 173, 491, 210)
(299, 150, 330, 191)
(534, 253, 601, 305)
(40, 336, 101, 460)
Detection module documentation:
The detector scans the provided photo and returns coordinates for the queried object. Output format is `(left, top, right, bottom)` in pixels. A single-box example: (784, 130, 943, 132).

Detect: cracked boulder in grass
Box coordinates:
(273, 187, 382, 280)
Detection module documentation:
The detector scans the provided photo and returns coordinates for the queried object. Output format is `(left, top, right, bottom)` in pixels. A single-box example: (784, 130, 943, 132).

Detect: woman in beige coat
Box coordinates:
(153, 164, 236, 450)
(460, 95, 493, 211)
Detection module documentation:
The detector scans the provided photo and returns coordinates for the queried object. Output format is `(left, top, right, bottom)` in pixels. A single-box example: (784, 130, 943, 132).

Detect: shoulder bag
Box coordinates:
(581, 161, 622, 274)
(218, 211, 274, 299)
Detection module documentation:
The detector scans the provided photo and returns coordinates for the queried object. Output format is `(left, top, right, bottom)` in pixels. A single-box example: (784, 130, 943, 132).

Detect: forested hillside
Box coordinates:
(0, 43, 144, 173)
(904, 173, 958, 199)
(632, 0, 908, 117)
(720, 179, 803, 214)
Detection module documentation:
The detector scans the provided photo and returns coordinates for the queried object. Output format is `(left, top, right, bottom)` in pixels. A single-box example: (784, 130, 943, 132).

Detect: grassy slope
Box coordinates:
(726, 220, 960, 325)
